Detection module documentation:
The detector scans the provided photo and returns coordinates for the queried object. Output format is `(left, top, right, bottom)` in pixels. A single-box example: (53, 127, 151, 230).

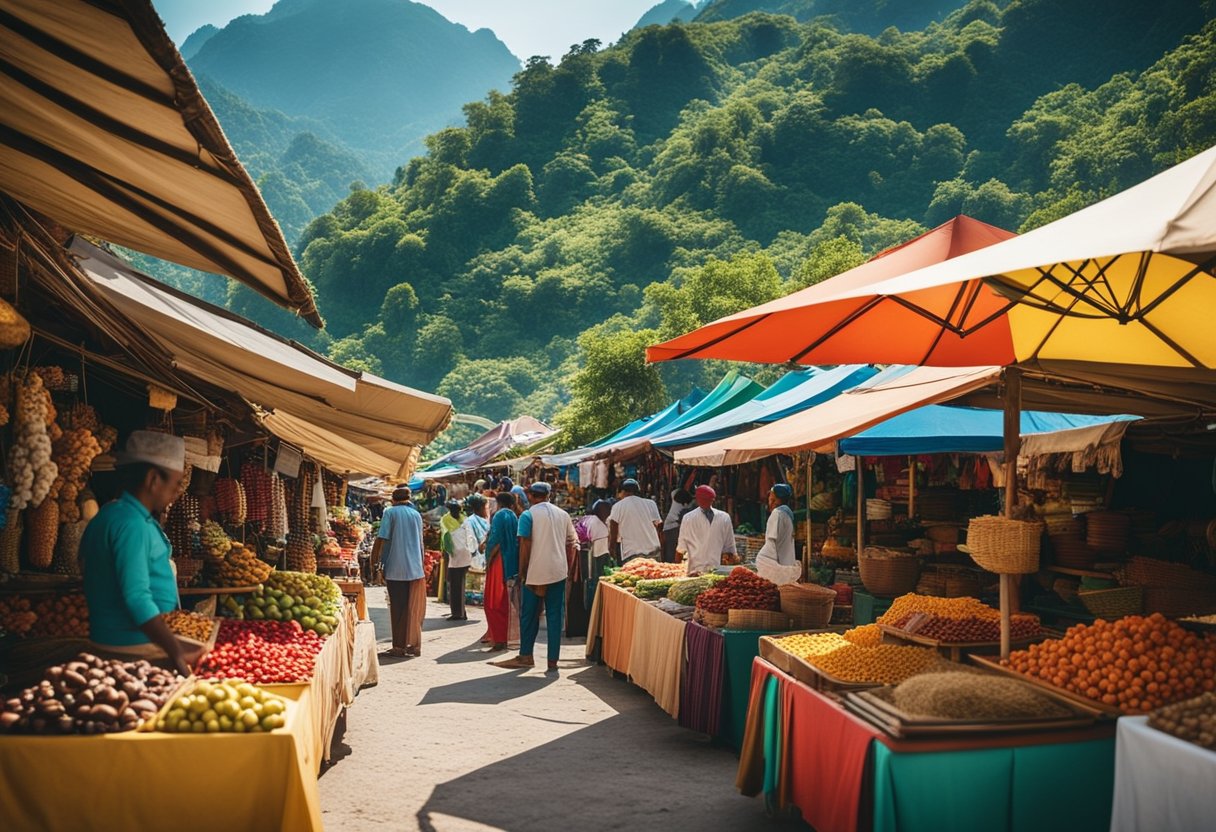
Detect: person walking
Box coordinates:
(492, 482, 576, 672)
(373, 486, 426, 657)
(662, 487, 693, 563)
(437, 498, 463, 604)
(608, 478, 662, 563)
(483, 490, 518, 651)
(448, 494, 489, 621)
(677, 484, 737, 576)
(757, 483, 797, 566)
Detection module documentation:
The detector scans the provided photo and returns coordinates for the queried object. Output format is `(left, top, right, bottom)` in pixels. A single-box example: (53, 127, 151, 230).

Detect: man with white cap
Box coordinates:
(676, 485, 737, 576)
(80, 430, 200, 676)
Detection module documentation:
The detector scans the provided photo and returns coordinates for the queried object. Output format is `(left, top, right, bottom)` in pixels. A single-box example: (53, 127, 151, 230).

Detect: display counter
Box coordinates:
(680, 621, 782, 748)
(1111, 716, 1216, 832)
(737, 657, 1116, 832)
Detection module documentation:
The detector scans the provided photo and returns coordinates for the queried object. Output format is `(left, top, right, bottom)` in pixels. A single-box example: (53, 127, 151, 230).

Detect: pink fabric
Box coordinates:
(483, 557, 508, 644)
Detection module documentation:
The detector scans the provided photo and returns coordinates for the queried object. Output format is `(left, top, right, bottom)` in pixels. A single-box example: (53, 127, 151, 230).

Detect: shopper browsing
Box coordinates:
(756, 483, 797, 566)
(372, 486, 426, 657)
(608, 478, 662, 562)
(492, 481, 577, 672)
(677, 484, 737, 576)
(448, 494, 489, 622)
(483, 490, 520, 651)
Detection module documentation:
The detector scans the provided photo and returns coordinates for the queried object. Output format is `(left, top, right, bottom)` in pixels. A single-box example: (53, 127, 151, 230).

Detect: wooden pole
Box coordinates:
(1000, 367, 1022, 660)
(804, 454, 813, 582)
(855, 455, 865, 558)
(907, 455, 915, 519)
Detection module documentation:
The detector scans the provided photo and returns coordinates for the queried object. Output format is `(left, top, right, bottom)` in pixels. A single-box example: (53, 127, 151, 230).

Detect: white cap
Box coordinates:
(116, 430, 186, 473)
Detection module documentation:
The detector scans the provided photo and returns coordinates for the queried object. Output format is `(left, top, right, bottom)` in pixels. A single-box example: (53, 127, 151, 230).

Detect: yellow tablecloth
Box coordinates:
(0, 601, 363, 831)
(0, 693, 323, 832)
(594, 583, 638, 673)
(627, 596, 686, 719)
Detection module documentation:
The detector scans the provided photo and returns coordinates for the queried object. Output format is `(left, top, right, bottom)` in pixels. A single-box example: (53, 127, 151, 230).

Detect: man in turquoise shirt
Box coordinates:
(81, 431, 199, 676)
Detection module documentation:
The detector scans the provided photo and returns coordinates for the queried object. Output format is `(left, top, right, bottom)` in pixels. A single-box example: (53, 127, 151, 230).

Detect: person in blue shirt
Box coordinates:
(81, 431, 200, 676)
(483, 490, 520, 651)
(510, 483, 530, 510)
(373, 486, 426, 657)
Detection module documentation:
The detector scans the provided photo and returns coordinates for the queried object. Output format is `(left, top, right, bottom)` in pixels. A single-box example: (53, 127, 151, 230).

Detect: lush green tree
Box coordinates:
(797, 235, 867, 286)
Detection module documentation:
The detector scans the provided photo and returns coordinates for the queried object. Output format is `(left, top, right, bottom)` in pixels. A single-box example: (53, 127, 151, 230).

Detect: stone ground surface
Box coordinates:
(318, 587, 806, 831)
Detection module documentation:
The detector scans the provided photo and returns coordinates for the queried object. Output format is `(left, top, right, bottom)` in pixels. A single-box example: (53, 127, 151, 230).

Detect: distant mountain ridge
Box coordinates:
(185, 0, 520, 180)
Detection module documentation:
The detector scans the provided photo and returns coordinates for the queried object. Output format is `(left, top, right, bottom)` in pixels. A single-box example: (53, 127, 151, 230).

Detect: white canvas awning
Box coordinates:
(0, 0, 321, 324)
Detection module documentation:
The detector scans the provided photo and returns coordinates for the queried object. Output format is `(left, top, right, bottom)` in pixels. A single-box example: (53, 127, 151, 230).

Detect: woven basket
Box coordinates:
(1142, 587, 1216, 618)
(695, 609, 728, 628)
(858, 548, 921, 597)
(727, 608, 789, 631)
(779, 583, 836, 628)
(966, 516, 1043, 574)
(174, 557, 204, 587)
(1078, 586, 1143, 618)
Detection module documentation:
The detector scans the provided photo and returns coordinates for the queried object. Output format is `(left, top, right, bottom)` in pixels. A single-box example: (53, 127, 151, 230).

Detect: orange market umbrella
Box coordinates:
(647, 215, 1016, 366)
(648, 146, 1216, 379)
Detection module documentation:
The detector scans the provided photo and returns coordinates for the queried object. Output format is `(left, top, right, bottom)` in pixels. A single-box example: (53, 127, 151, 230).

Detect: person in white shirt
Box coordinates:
(492, 481, 577, 672)
(677, 484, 736, 576)
(662, 487, 692, 563)
(583, 499, 613, 608)
(608, 479, 662, 562)
(756, 483, 796, 566)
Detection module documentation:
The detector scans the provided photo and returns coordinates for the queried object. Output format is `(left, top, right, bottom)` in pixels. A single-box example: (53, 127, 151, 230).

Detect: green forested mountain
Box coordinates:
(634, 1, 700, 30)
(186, 0, 520, 180)
(292, 0, 1216, 445)
(694, 0, 962, 33)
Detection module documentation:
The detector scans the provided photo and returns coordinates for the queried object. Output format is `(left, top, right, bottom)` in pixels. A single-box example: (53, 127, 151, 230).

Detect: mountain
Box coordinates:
(694, 0, 961, 33)
(180, 24, 218, 60)
(634, 1, 699, 29)
(185, 0, 520, 179)
(288, 1, 1216, 437)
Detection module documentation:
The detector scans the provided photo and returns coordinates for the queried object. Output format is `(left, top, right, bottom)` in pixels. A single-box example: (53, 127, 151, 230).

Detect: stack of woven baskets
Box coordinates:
(778, 582, 836, 628)
(1085, 511, 1131, 556)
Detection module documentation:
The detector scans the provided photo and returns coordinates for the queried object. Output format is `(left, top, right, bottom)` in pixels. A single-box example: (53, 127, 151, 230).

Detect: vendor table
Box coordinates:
(334, 578, 368, 620)
(0, 602, 368, 831)
(680, 621, 782, 748)
(627, 594, 686, 718)
(738, 658, 1116, 832)
(1110, 716, 1215, 832)
(585, 582, 638, 673)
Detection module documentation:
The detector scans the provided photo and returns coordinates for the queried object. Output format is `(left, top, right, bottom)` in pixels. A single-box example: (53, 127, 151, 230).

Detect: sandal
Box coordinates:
(490, 656, 535, 669)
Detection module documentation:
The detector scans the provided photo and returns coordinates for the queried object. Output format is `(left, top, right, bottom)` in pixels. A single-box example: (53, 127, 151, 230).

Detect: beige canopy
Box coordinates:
(0, 0, 322, 325)
(674, 365, 1002, 466)
(255, 408, 422, 480)
(71, 238, 452, 470)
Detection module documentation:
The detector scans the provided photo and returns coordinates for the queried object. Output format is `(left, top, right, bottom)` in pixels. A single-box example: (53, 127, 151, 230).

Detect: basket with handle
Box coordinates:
(965, 516, 1043, 574)
(727, 608, 790, 631)
(1077, 586, 1143, 618)
(858, 548, 921, 597)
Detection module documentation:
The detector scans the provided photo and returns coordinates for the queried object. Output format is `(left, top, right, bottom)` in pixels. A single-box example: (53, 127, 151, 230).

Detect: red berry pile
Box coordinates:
(695, 567, 780, 613)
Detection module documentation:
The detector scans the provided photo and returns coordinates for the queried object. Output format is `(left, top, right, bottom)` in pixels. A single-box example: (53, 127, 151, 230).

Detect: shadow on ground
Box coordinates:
(418, 668, 558, 706)
(415, 665, 806, 832)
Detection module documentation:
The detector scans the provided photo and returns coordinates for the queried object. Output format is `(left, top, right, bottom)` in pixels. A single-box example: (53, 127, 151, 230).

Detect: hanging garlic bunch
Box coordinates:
(268, 472, 288, 539)
(8, 374, 58, 510)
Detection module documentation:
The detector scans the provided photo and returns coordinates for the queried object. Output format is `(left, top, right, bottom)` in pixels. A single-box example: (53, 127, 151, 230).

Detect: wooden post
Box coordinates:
(907, 455, 915, 519)
(804, 454, 813, 582)
(855, 455, 865, 558)
(1000, 367, 1022, 660)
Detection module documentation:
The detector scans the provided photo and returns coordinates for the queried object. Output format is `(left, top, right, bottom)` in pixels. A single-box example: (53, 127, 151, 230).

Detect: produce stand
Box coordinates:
(1110, 716, 1216, 832)
(737, 657, 1116, 832)
(0, 689, 323, 831)
(877, 623, 1043, 663)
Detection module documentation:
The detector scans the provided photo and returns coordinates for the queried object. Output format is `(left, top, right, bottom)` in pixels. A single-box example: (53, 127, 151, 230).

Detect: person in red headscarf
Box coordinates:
(676, 485, 736, 575)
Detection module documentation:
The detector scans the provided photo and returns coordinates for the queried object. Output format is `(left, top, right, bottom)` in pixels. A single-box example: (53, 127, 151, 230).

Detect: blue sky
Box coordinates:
(152, 0, 665, 60)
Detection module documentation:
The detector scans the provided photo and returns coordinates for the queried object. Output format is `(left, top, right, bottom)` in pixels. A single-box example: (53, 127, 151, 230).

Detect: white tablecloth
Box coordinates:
(351, 619, 380, 690)
(1110, 715, 1216, 832)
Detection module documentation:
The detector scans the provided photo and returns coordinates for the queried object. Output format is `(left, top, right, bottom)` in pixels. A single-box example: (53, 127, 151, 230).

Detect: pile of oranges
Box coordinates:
(1005, 613, 1216, 712)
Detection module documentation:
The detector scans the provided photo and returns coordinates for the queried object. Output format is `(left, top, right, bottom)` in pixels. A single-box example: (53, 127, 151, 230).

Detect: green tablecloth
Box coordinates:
(721, 628, 782, 749)
(872, 736, 1115, 832)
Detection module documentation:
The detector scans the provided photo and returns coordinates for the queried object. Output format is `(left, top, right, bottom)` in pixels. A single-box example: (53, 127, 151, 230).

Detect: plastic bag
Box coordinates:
(756, 555, 802, 586)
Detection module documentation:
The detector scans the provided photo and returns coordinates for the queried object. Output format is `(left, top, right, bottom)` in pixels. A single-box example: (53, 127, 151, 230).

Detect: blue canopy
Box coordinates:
(838, 405, 1140, 457)
(652, 365, 877, 448)
(591, 387, 706, 446)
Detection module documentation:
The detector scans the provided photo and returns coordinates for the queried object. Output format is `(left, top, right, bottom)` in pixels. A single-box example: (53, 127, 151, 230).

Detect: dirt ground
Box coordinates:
(318, 587, 804, 831)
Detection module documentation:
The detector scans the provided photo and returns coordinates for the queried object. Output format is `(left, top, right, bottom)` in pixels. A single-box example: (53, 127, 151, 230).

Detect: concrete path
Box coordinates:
(319, 588, 804, 831)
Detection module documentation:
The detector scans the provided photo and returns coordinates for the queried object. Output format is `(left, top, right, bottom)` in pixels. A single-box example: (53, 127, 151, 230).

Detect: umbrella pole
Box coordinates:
(1000, 367, 1022, 659)
(805, 454, 813, 582)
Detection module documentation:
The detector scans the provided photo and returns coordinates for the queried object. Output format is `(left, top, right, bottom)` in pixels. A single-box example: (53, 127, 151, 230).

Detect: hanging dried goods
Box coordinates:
(51, 520, 85, 576)
(8, 374, 58, 511)
(214, 478, 247, 526)
(0, 509, 20, 574)
(27, 498, 59, 569)
(240, 461, 272, 525)
(200, 520, 231, 561)
(268, 473, 288, 539)
(165, 494, 201, 557)
(51, 427, 102, 522)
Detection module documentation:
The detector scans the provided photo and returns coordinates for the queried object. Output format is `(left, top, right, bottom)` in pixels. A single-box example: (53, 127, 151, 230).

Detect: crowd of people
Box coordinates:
(369, 475, 800, 668)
